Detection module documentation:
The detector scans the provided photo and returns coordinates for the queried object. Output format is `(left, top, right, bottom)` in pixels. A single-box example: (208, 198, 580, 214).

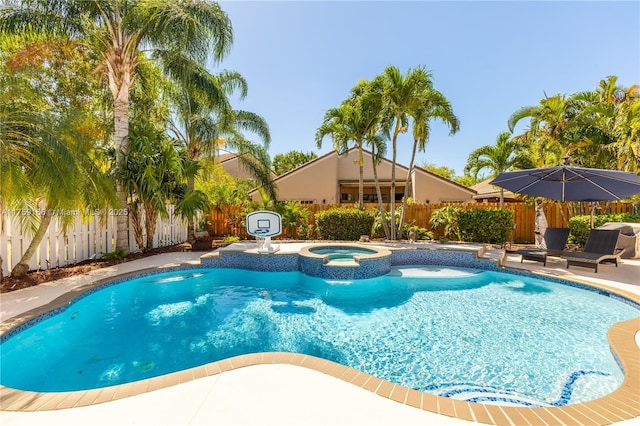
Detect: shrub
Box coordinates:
(223, 235, 240, 244)
(457, 209, 513, 244)
(429, 205, 462, 240)
(296, 223, 314, 240)
(409, 226, 434, 241)
(568, 213, 640, 246)
(101, 247, 128, 260)
(315, 208, 375, 240)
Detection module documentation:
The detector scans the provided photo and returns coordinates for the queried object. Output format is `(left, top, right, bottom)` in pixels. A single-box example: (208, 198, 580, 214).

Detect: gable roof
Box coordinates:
(216, 152, 278, 180)
(471, 177, 518, 200)
(249, 147, 476, 196)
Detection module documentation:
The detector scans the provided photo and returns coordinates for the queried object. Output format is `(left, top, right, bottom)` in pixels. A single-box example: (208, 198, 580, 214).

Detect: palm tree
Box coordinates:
(168, 70, 273, 238)
(316, 101, 366, 208)
(572, 76, 640, 171)
(119, 120, 208, 251)
(1, 107, 115, 276)
(464, 131, 533, 208)
(378, 65, 458, 239)
(1, 0, 233, 251)
(508, 93, 587, 166)
(397, 83, 459, 237)
(317, 78, 388, 211)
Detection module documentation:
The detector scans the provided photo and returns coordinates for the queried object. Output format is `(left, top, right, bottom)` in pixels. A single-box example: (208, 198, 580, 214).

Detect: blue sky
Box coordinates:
(216, 1, 639, 176)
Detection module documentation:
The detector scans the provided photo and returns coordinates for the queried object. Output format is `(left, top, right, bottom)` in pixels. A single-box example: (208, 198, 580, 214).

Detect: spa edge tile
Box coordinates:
(0, 387, 23, 407)
(112, 382, 139, 402)
(3, 391, 44, 411)
(337, 367, 359, 382)
(192, 366, 208, 381)
(421, 393, 438, 412)
(577, 401, 627, 424)
(204, 362, 222, 377)
(450, 399, 475, 423)
(546, 406, 585, 425)
(90, 387, 119, 406)
(361, 376, 382, 393)
(470, 404, 498, 425)
(216, 359, 234, 372)
(435, 395, 456, 419)
(178, 368, 197, 383)
(388, 385, 408, 404)
(348, 372, 369, 387)
(35, 392, 74, 411)
(500, 406, 533, 426)
(483, 404, 512, 426)
(599, 397, 640, 417)
(145, 376, 168, 393)
(129, 380, 150, 398)
(23, 393, 60, 411)
(326, 363, 349, 378)
(374, 381, 394, 398)
(161, 371, 186, 389)
(404, 389, 422, 409)
(517, 407, 554, 426)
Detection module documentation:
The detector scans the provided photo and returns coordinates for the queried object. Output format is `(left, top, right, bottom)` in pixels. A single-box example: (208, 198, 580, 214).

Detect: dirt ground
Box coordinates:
(0, 242, 227, 294)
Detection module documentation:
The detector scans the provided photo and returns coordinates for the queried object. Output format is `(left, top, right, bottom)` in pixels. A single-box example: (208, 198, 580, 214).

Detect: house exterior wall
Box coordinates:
(336, 150, 408, 181)
(221, 156, 278, 181)
(251, 153, 339, 203)
(412, 170, 474, 203)
(249, 147, 475, 203)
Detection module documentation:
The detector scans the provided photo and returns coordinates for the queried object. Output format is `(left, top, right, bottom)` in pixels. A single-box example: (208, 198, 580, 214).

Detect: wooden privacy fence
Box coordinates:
(1, 205, 187, 277)
(205, 201, 635, 242)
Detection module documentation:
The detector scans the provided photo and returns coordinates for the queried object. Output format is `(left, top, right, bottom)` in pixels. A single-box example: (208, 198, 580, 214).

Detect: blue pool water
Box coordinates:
(309, 246, 378, 261)
(1, 266, 637, 407)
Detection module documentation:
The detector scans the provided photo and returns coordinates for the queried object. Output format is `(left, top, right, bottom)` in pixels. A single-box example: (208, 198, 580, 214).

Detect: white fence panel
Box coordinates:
(1, 206, 188, 277)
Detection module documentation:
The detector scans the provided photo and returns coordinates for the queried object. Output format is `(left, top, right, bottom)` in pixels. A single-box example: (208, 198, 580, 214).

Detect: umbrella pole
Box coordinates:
(589, 202, 596, 229)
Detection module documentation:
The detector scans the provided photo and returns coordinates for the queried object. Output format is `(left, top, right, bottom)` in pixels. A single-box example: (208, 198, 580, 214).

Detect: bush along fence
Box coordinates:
(204, 201, 636, 244)
(1, 205, 187, 277)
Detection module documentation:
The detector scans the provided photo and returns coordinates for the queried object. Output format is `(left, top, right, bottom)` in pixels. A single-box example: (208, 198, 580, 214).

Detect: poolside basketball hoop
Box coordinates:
(246, 210, 282, 253)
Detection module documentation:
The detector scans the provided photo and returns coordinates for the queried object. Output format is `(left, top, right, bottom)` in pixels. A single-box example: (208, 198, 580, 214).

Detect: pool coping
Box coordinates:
(1, 247, 639, 426)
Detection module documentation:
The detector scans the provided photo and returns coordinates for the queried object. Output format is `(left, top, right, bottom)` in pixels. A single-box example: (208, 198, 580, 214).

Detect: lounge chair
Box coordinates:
(517, 227, 570, 266)
(561, 229, 624, 273)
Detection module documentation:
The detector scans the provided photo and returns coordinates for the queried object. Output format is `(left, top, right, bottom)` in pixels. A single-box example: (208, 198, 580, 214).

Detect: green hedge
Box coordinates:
(315, 208, 375, 240)
(568, 213, 640, 246)
(457, 209, 514, 244)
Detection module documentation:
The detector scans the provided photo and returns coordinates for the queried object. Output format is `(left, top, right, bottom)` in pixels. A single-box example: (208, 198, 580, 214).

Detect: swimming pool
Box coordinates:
(1, 265, 637, 408)
(308, 245, 378, 261)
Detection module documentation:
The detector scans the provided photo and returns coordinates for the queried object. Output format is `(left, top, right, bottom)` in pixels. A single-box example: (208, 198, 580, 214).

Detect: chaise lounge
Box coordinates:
(561, 229, 624, 273)
(517, 227, 570, 266)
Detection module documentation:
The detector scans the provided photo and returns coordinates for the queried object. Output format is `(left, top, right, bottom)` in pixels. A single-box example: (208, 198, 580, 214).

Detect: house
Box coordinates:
(217, 152, 278, 181)
(470, 178, 521, 203)
(250, 147, 475, 204)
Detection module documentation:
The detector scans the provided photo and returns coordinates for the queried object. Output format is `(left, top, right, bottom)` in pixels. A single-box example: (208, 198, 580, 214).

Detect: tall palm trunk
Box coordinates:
(11, 207, 53, 277)
(398, 139, 419, 239)
(144, 203, 158, 250)
(499, 188, 504, 209)
(186, 175, 196, 241)
(110, 64, 132, 253)
(390, 120, 401, 240)
(371, 147, 390, 239)
(129, 201, 144, 250)
(358, 145, 364, 209)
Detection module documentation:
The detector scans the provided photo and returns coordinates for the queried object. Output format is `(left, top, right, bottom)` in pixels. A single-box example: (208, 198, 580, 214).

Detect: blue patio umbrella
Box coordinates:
(489, 165, 640, 202)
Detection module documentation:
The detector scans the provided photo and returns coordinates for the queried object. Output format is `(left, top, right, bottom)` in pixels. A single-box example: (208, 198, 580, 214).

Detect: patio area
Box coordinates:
(1, 243, 638, 426)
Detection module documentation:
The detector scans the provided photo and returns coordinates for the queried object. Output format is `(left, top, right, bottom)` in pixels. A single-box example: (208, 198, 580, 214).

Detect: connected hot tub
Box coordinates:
(298, 244, 392, 279)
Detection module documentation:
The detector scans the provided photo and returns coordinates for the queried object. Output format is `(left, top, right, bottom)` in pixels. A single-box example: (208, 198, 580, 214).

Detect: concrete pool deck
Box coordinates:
(1, 242, 639, 425)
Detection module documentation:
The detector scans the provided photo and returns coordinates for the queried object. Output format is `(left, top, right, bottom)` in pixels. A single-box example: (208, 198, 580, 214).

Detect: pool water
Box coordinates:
(1, 266, 637, 407)
(309, 246, 378, 261)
